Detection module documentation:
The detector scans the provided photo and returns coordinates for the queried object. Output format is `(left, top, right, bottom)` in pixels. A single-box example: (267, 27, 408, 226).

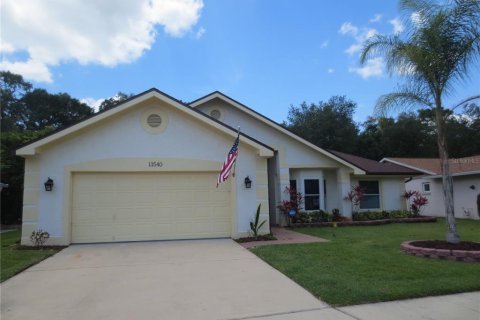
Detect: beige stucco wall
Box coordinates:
(21, 99, 269, 245)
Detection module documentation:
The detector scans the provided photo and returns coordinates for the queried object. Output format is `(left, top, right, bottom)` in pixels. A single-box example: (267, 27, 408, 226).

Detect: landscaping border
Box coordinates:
(291, 216, 436, 227)
(401, 240, 480, 262)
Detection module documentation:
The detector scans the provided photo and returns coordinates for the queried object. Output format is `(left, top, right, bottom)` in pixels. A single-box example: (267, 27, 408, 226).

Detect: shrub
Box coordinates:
(352, 211, 382, 221)
(296, 210, 332, 223)
(389, 210, 412, 219)
(30, 229, 50, 247)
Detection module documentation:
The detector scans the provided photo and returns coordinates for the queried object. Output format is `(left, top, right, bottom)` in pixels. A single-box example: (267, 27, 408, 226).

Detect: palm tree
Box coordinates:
(360, 0, 480, 243)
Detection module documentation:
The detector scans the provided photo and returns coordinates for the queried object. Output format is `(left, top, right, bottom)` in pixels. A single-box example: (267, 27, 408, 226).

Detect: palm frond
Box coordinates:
(374, 87, 432, 117)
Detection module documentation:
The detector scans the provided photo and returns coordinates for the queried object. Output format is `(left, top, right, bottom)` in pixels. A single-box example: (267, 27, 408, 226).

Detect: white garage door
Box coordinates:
(71, 172, 231, 243)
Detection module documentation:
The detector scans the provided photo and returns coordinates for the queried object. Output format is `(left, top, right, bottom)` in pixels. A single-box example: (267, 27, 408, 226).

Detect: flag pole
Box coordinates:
(232, 126, 240, 177)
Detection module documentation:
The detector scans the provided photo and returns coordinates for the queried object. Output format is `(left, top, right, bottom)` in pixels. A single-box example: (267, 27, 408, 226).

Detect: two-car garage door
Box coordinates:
(71, 172, 231, 243)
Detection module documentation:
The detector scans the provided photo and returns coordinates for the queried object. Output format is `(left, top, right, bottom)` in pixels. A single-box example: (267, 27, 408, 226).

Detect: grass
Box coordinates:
(251, 219, 480, 306)
(1, 230, 62, 282)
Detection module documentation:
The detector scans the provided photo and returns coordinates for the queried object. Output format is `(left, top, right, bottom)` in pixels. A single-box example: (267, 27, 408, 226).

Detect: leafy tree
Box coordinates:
(283, 96, 359, 153)
(0, 72, 94, 224)
(361, 0, 480, 243)
(98, 92, 133, 112)
(1, 71, 32, 132)
(356, 113, 437, 160)
(22, 89, 93, 130)
(1, 129, 53, 224)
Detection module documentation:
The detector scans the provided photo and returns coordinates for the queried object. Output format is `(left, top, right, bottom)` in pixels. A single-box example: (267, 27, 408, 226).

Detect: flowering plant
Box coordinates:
(343, 185, 365, 212)
(402, 190, 429, 216)
(277, 186, 304, 215)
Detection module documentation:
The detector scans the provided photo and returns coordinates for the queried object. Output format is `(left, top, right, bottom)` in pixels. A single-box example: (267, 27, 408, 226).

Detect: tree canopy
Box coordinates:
(283, 96, 359, 153)
(360, 0, 480, 243)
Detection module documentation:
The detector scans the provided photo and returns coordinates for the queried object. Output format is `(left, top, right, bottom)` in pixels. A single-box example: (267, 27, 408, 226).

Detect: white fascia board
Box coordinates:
(427, 170, 480, 179)
(191, 92, 365, 174)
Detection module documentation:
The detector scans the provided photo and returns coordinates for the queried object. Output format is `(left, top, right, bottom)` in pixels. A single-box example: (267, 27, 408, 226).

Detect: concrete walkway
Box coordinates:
(1, 239, 345, 320)
(340, 291, 480, 320)
(240, 226, 328, 249)
(1, 238, 478, 320)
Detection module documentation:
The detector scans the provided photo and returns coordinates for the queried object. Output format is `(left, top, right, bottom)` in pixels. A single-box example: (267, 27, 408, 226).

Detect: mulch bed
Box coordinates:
(15, 245, 67, 251)
(292, 216, 436, 227)
(235, 234, 277, 243)
(409, 240, 480, 251)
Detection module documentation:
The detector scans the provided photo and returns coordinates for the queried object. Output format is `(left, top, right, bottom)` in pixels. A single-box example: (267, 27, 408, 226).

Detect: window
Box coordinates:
(304, 179, 320, 210)
(422, 182, 431, 193)
(359, 180, 380, 209)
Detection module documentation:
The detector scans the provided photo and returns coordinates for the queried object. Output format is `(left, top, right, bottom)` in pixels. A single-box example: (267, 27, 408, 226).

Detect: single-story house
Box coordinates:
(382, 156, 480, 220)
(17, 89, 421, 245)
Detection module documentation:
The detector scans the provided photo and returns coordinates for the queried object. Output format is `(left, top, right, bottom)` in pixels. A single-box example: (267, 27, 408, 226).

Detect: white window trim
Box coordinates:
(303, 178, 323, 211)
(358, 180, 381, 211)
(422, 182, 431, 194)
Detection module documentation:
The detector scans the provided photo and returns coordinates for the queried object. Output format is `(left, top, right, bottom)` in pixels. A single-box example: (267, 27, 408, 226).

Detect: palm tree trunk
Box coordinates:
(434, 106, 460, 244)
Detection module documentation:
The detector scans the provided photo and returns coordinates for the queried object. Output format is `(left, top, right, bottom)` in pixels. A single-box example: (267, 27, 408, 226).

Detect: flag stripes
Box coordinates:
(217, 133, 239, 187)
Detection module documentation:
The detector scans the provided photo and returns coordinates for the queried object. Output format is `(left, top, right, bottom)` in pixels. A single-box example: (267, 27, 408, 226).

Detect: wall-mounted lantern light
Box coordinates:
(244, 176, 252, 189)
(44, 177, 54, 191)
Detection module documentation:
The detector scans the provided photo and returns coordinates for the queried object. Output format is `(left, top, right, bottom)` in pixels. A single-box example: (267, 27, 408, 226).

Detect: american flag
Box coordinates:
(217, 133, 240, 187)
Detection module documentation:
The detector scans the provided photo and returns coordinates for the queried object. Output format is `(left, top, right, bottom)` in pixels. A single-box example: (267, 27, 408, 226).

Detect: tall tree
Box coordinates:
(361, 0, 480, 243)
(283, 96, 359, 153)
(98, 92, 133, 112)
(0, 72, 94, 224)
(0, 71, 32, 132)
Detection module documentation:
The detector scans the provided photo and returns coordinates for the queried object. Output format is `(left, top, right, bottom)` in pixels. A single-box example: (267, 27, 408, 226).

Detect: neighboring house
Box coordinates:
(382, 156, 480, 220)
(17, 89, 420, 245)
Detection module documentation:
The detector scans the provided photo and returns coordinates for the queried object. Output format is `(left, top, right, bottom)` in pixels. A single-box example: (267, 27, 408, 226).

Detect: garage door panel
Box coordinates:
(72, 172, 231, 243)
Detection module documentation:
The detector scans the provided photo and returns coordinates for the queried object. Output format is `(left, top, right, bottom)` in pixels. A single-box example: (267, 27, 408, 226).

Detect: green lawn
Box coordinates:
(1, 230, 62, 282)
(251, 219, 480, 306)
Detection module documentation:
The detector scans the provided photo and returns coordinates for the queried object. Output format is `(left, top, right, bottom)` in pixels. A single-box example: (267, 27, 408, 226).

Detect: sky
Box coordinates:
(1, 0, 479, 124)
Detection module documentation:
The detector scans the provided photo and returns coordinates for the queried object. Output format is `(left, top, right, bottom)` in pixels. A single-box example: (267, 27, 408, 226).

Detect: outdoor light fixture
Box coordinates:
(44, 177, 54, 191)
(470, 185, 476, 190)
(244, 176, 252, 189)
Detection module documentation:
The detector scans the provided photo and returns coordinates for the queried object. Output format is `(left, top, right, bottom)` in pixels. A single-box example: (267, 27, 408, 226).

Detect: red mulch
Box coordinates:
(410, 240, 480, 251)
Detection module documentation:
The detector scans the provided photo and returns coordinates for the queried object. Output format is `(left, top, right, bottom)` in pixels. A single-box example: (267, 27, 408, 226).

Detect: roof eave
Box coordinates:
(16, 89, 274, 158)
(190, 92, 366, 174)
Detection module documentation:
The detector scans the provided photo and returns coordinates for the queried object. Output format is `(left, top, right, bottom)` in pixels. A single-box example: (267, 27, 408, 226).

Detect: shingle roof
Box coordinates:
(384, 155, 480, 175)
(328, 150, 423, 175)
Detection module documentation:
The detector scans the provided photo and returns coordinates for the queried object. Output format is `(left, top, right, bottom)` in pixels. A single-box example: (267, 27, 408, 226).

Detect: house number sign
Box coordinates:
(148, 161, 163, 167)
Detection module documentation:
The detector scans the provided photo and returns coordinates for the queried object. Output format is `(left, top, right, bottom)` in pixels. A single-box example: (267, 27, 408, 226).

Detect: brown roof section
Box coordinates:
(328, 150, 423, 175)
(385, 155, 480, 175)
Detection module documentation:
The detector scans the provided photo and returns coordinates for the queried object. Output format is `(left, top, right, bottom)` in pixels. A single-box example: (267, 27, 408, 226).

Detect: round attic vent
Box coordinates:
(147, 114, 162, 127)
(210, 109, 221, 120)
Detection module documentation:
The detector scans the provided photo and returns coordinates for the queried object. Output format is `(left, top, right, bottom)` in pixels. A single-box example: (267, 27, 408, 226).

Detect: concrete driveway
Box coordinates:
(1, 239, 352, 320)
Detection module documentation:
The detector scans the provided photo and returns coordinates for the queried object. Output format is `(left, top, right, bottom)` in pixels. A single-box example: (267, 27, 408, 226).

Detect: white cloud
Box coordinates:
(389, 17, 405, 34)
(81, 97, 105, 112)
(339, 22, 359, 37)
(339, 22, 378, 56)
(0, 0, 204, 83)
(369, 14, 382, 23)
(195, 27, 206, 39)
(349, 57, 385, 79)
(411, 12, 424, 27)
(327, 68, 334, 74)
(320, 40, 329, 48)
